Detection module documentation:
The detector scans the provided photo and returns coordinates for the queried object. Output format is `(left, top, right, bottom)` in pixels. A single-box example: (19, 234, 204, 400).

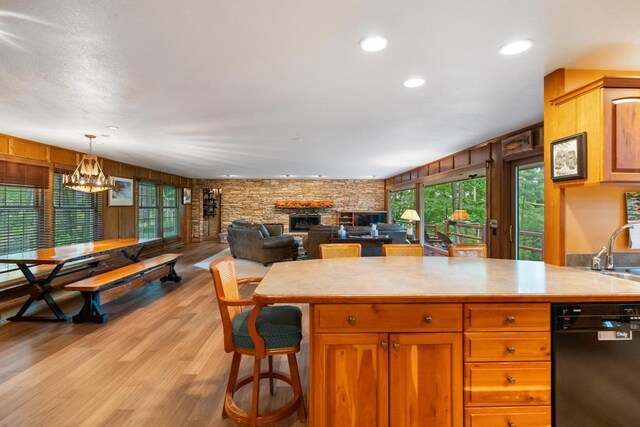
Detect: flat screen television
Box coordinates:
(355, 213, 386, 226)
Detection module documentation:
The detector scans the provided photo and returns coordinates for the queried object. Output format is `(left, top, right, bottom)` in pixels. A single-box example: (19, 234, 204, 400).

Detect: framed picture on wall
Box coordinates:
(183, 188, 192, 204)
(550, 132, 587, 182)
(108, 177, 134, 206)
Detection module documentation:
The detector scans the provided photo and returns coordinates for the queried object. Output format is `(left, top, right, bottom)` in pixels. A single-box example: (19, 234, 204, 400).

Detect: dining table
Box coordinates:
(0, 238, 160, 322)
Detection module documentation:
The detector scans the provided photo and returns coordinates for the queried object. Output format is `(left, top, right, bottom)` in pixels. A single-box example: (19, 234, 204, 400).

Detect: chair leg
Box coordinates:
(288, 353, 307, 422)
(223, 352, 242, 418)
(250, 358, 261, 427)
(268, 355, 274, 396)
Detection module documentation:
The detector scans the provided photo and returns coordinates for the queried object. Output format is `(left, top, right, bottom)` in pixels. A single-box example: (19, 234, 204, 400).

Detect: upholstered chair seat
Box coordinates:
(231, 305, 302, 350)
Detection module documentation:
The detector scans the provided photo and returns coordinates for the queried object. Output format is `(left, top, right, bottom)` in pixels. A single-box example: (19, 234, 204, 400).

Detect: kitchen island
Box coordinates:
(253, 257, 640, 427)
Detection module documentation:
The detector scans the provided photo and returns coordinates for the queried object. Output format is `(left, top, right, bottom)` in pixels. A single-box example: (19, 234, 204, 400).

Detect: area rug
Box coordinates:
(194, 248, 271, 277)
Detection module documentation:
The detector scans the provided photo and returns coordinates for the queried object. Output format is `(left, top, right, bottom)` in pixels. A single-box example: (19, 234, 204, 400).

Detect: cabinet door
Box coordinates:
(312, 333, 389, 427)
(389, 333, 463, 427)
(604, 88, 640, 182)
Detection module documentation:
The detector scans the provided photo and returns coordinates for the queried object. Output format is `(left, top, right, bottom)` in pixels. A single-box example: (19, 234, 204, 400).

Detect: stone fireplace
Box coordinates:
(289, 214, 321, 232)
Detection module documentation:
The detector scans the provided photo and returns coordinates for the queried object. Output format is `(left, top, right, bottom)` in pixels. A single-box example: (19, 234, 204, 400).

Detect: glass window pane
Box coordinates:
(53, 173, 102, 246)
(516, 164, 544, 261)
(390, 189, 416, 224)
(423, 176, 486, 244)
(138, 182, 159, 238)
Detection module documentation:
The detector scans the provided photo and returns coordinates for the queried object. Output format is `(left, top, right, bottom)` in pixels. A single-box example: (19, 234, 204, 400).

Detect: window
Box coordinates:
(390, 188, 416, 223)
(53, 172, 102, 246)
(162, 186, 179, 238)
(0, 185, 45, 257)
(423, 176, 487, 243)
(515, 163, 544, 261)
(138, 182, 159, 238)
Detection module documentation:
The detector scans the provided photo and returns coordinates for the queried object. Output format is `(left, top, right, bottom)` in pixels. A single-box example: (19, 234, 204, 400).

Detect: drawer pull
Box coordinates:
(380, 341, 388, 349)
(423, 316, 433, 323)
(347, 316, 356, 325)
(393, 342, 400, 350)
(506, 316, 516, 324)
(507, 422, 516, 427)
(506, 346, 516, 354)
(507, 375, 517, 385)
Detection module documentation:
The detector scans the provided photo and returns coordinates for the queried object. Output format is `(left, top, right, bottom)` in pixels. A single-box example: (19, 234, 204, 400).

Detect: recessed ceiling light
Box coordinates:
(359, 36, 388, 53)
(403, 78, 425, 88)
(284, 174, 292, 178)
(224, 174, 236, 177)
(499, 39, 533, 55)
(292, 137, 304, 142)
(106, 125, 119, 130)
(317, 174, 324, 178)
(371, 175, 378, 178)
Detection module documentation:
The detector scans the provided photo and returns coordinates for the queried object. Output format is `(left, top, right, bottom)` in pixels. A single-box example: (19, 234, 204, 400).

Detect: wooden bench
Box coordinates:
(65, 253, 183, 323)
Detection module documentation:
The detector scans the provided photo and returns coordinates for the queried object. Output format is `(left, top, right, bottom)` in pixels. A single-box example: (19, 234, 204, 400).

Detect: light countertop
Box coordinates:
(254, 257, 640, 304)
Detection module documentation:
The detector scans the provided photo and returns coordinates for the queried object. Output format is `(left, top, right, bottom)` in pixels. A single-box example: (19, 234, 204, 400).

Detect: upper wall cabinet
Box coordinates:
(551, 77, 640, 184)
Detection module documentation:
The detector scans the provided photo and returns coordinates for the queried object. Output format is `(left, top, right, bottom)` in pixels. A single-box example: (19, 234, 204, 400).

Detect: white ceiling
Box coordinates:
(1, 1, 640, 179)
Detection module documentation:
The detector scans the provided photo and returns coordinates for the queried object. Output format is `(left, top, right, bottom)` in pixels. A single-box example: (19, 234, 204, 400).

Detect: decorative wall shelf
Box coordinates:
(274, 200, 334, 209)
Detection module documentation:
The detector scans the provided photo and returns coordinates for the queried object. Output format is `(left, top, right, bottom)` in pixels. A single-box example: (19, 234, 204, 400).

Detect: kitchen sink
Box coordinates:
(597, 267, 640, 283)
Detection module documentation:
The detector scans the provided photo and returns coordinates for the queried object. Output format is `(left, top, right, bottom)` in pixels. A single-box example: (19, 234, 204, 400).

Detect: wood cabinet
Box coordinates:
(336, 211, 388, 227)
(311, 304, 463, 427)
(463, 303, 551, 426)
(550, 77, 640, 184)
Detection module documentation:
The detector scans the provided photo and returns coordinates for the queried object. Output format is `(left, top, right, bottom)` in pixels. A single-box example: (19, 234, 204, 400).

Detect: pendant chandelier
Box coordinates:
(63, 134, 115, 193)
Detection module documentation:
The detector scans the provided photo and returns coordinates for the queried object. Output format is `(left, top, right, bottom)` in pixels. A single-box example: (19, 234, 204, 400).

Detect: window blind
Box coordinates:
(162, 186, 179, 238)
(53, 172, 103, 246)
(0, 160, 50, 188)
(138, 181, 159, 238)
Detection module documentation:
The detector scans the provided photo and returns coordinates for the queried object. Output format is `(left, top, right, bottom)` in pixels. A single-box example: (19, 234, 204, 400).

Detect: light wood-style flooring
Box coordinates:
(0, 241, 308, 426)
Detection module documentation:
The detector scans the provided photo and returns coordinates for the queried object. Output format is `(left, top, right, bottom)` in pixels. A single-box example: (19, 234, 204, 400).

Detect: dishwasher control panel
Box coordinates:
(554, 303, 640, 331)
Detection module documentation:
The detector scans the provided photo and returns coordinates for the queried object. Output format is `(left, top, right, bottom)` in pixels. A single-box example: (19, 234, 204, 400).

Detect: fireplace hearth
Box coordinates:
(289, 214, 321, 231)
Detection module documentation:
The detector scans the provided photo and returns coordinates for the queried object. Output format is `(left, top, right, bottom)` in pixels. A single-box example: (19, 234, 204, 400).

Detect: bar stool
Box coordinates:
(319, 243, 361, 259)
(209, 257, 306, 426)
(382, 244, 424, 257)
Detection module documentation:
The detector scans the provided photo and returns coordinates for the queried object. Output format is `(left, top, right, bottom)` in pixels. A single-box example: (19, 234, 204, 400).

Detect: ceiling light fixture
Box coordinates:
(292, 137, 304, 142)
(106, 125, 119, 130)
(499, 39, 533, 55)
(63, 134, 114, 193)
(359, 36, 388, 52)
(317, 174, 324, 178)
(403, 78, 425, 88)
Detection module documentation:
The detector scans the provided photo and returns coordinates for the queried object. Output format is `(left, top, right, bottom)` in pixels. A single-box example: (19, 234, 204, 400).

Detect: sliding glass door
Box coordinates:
(514, 162, 544, 261)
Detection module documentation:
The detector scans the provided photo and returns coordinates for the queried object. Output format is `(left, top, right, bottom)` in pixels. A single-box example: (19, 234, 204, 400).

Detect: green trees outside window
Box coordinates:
(0, 185, 42, 257)
(390, 189, 416, 223)
(138, 182, 159, 239)
(163, 186, 179, 238)
(53, 172, 102, 246)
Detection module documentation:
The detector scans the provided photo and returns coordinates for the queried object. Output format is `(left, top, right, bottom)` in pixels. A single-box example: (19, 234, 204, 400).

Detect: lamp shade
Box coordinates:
(401, 209, 420, 221)
(450, 209, 470, 221)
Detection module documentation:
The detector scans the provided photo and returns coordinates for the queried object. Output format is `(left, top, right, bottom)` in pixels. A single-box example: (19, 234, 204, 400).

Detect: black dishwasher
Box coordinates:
(553, 303, 640, 427)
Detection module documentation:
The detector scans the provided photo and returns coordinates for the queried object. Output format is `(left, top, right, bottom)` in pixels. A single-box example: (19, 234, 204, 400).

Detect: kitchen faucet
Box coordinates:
(602, 223, 637, 270)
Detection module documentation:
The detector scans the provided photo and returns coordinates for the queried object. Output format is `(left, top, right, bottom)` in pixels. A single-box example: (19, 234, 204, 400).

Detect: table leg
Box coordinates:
(8, 263, 67, 322)
(120, 244, 146, 262)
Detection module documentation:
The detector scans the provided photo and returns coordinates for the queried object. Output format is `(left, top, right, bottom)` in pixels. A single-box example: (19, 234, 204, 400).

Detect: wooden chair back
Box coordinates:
(210, 257, 244, 352)
(447, 243, 487, 258)
(382, 244, 423, 257)
(319, 243, 361, 259)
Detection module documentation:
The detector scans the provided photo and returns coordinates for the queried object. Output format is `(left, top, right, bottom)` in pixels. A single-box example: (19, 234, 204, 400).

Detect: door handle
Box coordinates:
(380, 341, 388, 349)
(393, 342, 400, 350)
(509, 225, 513, 243)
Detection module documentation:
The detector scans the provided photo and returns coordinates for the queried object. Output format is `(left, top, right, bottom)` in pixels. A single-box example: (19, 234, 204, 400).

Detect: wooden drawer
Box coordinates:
(464, 332, 550, 362)
(464, 362, 551, 406)
(464, 304, 550, 331)
(313, 304, 462, 333)
(465, 406, 551, 427)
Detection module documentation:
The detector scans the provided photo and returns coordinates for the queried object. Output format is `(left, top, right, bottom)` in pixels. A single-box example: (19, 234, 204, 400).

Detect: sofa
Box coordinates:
(227, 221, 299, 266)
(303, 223, 408, 259)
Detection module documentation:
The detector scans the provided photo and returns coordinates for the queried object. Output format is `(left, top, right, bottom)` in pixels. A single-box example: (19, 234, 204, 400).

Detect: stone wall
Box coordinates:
(191, 179, 386, 240)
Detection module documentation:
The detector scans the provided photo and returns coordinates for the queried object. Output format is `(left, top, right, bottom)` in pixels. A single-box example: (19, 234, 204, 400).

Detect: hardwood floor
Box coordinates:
(0, 241, 308, 426)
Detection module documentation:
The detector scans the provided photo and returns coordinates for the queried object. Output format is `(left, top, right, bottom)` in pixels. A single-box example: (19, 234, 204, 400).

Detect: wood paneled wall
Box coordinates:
(0, 133, 192, 245)
(543, 69, 640, 265)
(386, 124, 543, 259)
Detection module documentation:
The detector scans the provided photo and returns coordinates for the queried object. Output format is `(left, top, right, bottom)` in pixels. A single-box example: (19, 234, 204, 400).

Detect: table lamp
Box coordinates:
(450, 209, 470, 223)
(401, 209, 420, 238)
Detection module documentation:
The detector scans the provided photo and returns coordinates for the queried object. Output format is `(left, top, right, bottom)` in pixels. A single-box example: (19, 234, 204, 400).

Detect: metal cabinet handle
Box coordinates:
(506, 316, 516, 324)
(347, 316, 356, 325)
(380, 341, 388, 349)
(507, 376, 516, 385)
(393, 342, 400, 350)
(507, 421, 516, 427)
(423, 316, 433, 324)
(506, 346, 516, 354)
